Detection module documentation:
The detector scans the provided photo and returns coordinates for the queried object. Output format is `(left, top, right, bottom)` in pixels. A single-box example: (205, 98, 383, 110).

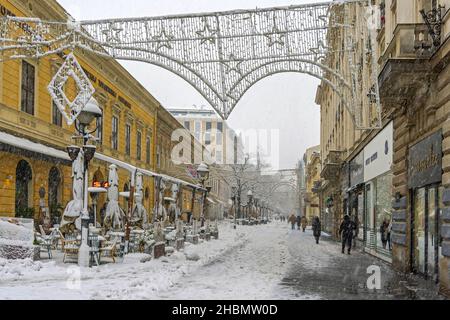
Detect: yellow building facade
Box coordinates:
(0, 0, 161, 222)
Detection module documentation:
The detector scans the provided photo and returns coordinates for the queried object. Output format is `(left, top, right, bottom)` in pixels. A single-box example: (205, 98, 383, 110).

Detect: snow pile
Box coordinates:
(184, 246, 201, 261)
(0, 219, 35, 260)
(0, 258, 57, 281)
(0, 220, 34, 245)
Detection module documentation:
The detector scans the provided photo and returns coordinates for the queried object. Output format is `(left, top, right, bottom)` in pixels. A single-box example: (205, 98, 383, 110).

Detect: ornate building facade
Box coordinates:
(0, 0, 209, 226)
(317, 0, 450, 295)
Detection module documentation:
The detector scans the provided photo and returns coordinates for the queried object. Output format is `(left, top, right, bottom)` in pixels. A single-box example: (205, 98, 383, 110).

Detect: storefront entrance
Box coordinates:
(408, 130, 443, 283)
(412, 186, 442, 281)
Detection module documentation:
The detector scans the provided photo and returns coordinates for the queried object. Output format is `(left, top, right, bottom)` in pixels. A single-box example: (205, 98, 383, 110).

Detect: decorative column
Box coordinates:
(391, 196, 408, 271)
(390, 108, 410, 273)
(439, 114, 450, 296)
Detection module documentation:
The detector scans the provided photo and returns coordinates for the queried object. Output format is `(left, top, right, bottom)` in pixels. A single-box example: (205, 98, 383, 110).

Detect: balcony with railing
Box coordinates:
(378, 6, 445, 108)
(321, 150, 344, 181)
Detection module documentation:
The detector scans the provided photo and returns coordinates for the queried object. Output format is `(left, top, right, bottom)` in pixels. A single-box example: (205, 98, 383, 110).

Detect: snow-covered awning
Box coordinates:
(0, 131, 71, 164)
(0, 130, 204, 192)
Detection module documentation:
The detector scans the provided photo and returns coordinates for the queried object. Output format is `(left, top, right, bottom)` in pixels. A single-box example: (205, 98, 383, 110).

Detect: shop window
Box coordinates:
(21, 61, 35, 115)
(15, 160, 33, 218)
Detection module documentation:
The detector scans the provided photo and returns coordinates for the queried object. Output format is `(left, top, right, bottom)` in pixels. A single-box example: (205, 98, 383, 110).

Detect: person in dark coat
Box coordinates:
(296, 216, 301, 230)
(312, 216, 321, 244)
(288, 214, 296, 230)
(339, 215, 357, 255)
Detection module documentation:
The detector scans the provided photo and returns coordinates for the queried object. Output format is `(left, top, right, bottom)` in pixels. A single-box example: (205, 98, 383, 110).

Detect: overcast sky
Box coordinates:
(58, 0, 322, 170)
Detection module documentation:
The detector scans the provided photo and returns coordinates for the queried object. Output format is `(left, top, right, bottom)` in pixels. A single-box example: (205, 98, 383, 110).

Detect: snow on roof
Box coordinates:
(0, 130, 203, 192)
(0, 131, 70, 161)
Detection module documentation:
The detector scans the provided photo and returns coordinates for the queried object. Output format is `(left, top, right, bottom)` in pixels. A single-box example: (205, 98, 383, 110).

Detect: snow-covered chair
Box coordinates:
(63, 241, 79, 263)
(99, 239, 117, 263)
(89, 234, 100, 267)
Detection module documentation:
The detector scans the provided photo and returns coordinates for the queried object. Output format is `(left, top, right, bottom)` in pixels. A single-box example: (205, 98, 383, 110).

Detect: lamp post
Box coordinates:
(197, 162, 210, 226)
(247, 190, 253, 224)
(231, 186, 237, 229)
(254, 197, 259, 222)
(70, 97, 102, 268)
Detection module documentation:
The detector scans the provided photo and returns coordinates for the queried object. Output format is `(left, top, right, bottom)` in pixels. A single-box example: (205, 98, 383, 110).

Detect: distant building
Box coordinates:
(168, 106, 237, 165)
(302, 146, 321, 223)
(168, 106, 237, 216)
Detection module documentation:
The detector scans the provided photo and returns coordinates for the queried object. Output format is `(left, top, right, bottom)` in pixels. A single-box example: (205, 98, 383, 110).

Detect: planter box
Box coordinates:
(186, 235, 199, 245)
(205, 233, 211, 241)
(153, 242, 166, 259)
(0, 244, 35, 260)
(176, 239, 185, 250)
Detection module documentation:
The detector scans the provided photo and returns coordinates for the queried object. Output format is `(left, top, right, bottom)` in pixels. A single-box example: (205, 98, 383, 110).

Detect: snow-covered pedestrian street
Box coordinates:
(0, 221, 442, 300)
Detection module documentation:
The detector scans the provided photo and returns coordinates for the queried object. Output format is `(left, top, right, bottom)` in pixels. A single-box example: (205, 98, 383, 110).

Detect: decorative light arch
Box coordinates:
(0, 0, 381, 129)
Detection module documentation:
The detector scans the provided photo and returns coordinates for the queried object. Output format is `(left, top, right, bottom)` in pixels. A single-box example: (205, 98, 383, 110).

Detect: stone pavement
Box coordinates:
(280, 228, 445, 300)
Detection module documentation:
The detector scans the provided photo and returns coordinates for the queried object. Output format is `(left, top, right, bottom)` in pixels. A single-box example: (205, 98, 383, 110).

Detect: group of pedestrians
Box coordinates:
(288, 213, 322, 244)
(286, 212, 365, 255)
(287, 214, 308, 232)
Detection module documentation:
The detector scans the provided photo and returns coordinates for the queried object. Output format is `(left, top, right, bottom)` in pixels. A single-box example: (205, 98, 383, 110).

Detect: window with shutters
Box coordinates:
(21, 61, 35, 115)
(125, 124, 131, 156)
(146, 135, 151, 164)
(112, 116, 119, 150)
(52, 101, 62, 127)
(96, 109, 103, 144)
(137, 131, 142, 161)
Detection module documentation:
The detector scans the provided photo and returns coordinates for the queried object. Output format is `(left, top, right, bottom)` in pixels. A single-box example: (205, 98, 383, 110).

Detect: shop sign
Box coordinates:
(364, 121, 393, 182)
(350, 152, 364, 188)
(408, 130, 442, 189)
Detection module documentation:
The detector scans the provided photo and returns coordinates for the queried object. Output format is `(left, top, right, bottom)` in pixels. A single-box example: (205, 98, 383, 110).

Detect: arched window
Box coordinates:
(48, 167, 61, 209)
(15, 160, 33, 217)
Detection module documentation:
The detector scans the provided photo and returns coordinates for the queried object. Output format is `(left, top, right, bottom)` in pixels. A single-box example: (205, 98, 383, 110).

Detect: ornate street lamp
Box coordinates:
(197, 162, 210, 185)
(72, 97, 103, 268)
(67, 146, 81, 161)
(197, 162, 210, 225)
(247, 190, 253, 223)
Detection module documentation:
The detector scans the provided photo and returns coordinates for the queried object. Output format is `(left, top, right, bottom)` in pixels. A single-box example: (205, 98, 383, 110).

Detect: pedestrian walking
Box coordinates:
(380, 218, 389, 250)
(312, 216, 321, 244)
(387, 219, 392, 251)
(339, 215, 356, 255)
(288, 214, 296, 230)
(296, 215, 301, 230)
(301, 216, 308, 232)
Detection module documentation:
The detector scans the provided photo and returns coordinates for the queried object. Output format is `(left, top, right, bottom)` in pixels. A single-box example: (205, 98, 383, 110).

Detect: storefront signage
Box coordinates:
(364, 121, 393, 182)
(350, 152, 364, 188)
(408, 130, 442, 189)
